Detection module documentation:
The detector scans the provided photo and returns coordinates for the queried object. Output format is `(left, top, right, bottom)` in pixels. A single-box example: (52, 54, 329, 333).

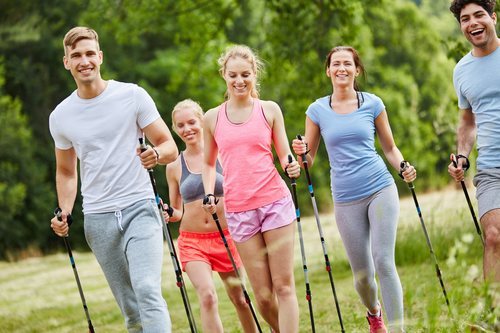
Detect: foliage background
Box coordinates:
(0, 0, 499, 259)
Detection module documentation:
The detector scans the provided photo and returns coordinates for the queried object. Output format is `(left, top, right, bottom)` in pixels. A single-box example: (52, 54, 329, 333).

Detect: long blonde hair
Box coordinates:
(218, 45, 263, 99)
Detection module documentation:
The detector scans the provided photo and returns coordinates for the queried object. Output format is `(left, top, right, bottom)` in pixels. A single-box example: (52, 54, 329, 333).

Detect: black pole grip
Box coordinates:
(54, 207, 73, 226)
(139, 137, 147, 152)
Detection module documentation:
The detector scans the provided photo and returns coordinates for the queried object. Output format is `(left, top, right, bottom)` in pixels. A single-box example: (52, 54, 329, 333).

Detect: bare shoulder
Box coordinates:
(166, 154, 181, 180)
(204, 106, 221, 120)
(260, 100, 283, 123)
(260, 100, 281, 113)
(203, 105, 222, 130)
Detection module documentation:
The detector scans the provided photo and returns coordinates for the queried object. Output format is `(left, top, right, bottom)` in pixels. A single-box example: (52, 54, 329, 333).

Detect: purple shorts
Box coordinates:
(226, 194, 296, 243)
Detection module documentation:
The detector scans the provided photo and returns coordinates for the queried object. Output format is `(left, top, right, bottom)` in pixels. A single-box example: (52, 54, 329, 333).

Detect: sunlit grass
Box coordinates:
(0, 187, 498, 332)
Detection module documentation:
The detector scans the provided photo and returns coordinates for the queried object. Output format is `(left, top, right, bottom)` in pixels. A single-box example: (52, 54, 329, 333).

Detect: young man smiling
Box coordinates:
(448, 0, 500, 285)
(49, 27, 177, 332)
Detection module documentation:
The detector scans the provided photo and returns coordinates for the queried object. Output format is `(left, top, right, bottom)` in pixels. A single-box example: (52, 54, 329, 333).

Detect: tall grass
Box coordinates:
(0, 188, 498, 332)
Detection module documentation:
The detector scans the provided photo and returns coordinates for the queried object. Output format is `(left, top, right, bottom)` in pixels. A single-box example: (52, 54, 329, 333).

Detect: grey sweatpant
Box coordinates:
(84, 199, 171, 333)
(334, 184, 404, 330)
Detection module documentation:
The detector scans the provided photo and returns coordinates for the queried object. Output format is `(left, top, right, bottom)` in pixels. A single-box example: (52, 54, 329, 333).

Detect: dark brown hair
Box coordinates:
(449, 0, 496, 22)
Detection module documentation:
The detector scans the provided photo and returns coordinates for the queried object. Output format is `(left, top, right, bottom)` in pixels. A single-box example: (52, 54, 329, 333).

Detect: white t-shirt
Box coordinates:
(49, 80, 159, 214)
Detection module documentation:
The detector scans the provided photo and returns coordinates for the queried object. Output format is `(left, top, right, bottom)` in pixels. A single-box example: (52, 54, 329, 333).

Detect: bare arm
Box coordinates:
(456, 108, 476, 158)
(291, 116, 321, 168)
(202, 108, 219, 212)
(375, 110, 416, 182)
(51, 147, 78, 236)
(141, 118, 178, 168)
(165, 158, 183, 222)
(263, 101, 300, 178)
(448, 108, 476, 181)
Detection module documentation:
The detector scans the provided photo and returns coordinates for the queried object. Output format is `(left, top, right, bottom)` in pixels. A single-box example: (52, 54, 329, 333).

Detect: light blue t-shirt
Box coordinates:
(306, 92, 394, 203)
(453, 46, 500, 170)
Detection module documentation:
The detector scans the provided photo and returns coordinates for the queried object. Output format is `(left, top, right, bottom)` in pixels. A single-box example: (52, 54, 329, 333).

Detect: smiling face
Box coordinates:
(326, 50, 359, 89)
(223, 56, 256, 99)
(173, 107, 203, 145)
(63, 38, 103, 86)
(459, 3, 498, 52)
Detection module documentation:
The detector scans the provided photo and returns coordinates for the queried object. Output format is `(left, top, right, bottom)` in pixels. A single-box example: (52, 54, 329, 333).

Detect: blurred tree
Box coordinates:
(0, 0, 482, 257)
(0, 59, 56, 260)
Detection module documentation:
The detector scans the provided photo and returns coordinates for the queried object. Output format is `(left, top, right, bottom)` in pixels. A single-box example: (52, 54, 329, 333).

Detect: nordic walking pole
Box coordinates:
(297, 135, 345, 333)
(400, 161, 452, 313)
(287, 154, 315, 332)
(450, 155, 485, 247)
(54, 208, 95, 333)
(139, 138, 198, 333)
(202, 195, 263, 333)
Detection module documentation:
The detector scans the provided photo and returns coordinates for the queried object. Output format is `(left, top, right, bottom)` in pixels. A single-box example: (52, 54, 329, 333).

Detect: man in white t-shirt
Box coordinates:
(49, 26, 177, 332)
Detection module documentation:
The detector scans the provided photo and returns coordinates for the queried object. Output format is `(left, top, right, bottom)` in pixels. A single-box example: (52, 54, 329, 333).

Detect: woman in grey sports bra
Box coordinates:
(163, 99, 258, 333)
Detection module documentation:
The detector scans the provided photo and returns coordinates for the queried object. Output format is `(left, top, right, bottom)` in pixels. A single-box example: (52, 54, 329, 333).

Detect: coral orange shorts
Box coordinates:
(177, 229, 242, 273)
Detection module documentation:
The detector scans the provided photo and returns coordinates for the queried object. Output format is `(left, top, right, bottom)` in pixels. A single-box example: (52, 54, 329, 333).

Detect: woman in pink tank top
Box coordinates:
(202, 45, 301, 333)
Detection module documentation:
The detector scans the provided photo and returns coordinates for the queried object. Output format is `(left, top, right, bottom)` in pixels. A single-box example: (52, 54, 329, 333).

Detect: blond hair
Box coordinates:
(218, 45, 263, 98)
(63, 27, 100, 55)
(171, 99, 204, 135)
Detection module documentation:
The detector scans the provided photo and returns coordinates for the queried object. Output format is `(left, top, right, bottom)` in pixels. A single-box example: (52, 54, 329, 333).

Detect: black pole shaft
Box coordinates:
(297, 135, 345, 333)
(451, 159, 485, 246)
(55, 209, 95, 333)
(139, 138, 197, 333)
(288, 156, 315, 332)
(407, 181, 452, 312)
(203, 196, 263, 333)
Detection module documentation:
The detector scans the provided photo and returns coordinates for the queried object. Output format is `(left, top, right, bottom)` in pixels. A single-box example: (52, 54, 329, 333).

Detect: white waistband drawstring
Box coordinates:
(115, 210, 123, 231)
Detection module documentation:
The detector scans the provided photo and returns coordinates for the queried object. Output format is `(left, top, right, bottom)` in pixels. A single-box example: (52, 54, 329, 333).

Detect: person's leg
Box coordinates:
(236, 233, 279, 331)
(84, 212, 142, 332)
(219, 270, 259, 333)
(368, 184, 404, 332)
(125, 200, 171, 333)
(480, 209, 500, 282)
(263, 222, 299, 333)
(474, 169, 500, 283)
(335, 198, 379, 312)
(185, 261, 223, 333)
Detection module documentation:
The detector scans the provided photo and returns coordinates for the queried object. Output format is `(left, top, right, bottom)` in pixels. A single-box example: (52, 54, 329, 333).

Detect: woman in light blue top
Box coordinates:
(292, 46, 416, 333)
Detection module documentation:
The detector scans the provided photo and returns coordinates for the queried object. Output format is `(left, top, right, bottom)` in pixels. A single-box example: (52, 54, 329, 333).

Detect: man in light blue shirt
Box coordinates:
(448, 0, 500, 284)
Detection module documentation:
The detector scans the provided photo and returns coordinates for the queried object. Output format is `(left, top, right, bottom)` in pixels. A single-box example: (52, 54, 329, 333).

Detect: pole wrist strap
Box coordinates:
(456, 154, 470, 171)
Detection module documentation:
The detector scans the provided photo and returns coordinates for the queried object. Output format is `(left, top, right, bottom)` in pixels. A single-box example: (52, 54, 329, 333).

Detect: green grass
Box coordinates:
(0, 187, 498, 332)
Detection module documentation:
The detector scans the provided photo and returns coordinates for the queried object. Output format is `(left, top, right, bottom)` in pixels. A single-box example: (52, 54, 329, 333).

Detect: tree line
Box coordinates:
(1, 0, 496, 260)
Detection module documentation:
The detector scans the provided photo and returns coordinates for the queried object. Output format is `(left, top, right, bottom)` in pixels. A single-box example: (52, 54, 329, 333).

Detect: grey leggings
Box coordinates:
(334, 184, 403, 330)
(84, 199, 171, 332)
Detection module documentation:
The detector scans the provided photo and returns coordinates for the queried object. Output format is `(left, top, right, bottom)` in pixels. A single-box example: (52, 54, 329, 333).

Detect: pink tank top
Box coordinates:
(214, 99, 288, 212)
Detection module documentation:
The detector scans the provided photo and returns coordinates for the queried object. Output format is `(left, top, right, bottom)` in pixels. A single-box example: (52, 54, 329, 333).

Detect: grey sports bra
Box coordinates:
(179, 152, 224, 204)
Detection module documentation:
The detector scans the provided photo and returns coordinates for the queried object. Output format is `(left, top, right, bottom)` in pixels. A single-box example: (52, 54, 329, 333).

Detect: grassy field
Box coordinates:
(0, 186, 498, 332)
